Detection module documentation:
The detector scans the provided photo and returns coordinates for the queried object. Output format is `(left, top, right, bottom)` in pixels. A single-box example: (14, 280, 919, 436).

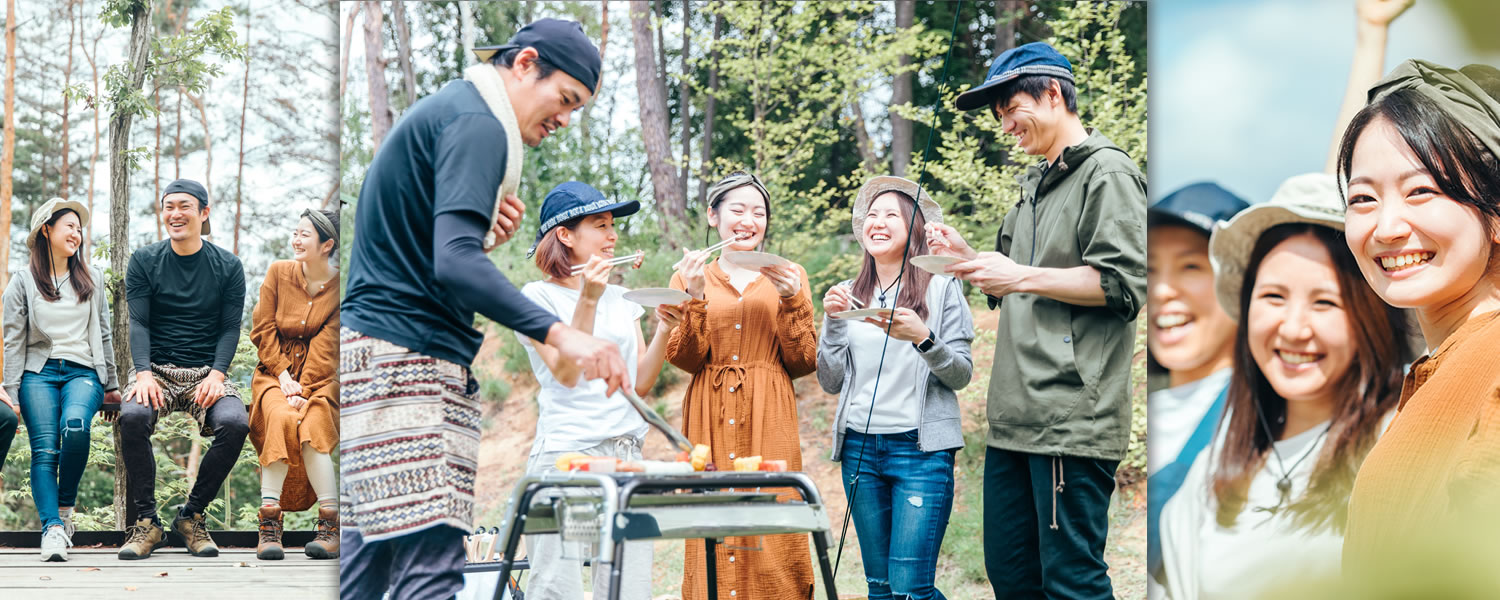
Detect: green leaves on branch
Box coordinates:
(89, 6, 247, 125)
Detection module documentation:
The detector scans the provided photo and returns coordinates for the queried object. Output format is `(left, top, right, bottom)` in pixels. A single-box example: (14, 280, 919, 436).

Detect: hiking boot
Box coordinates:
(304, 506, 339, 559)
(256, 505, 285, 560)
(40, 525, 70, 562)
(171, 511, 219, 557)
(117, 518, 164, 560)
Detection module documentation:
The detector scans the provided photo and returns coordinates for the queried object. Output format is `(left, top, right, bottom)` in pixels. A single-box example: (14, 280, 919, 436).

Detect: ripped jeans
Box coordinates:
(19, 359, 104, 531)
(840, 429, 956, 600)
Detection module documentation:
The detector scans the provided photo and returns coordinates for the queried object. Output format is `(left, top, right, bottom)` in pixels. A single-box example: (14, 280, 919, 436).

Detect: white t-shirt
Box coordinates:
(1158, 411, 1395, 600)
(1148, 369, 1232, 475)
(32, 279, 93, 367)
(843, 319, 925, 434)
(517, 281, 650, 455)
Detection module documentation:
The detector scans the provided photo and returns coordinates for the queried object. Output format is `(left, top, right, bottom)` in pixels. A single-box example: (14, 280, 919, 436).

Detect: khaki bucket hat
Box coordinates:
(1208, 173, 1345, 321)
(852, 176, 943, 247)
(29, 197, 90, 247)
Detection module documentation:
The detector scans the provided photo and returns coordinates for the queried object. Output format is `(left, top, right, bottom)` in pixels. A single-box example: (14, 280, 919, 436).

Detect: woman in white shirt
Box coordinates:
(515, 181, 677, 600)
(1156, 175, 1410, 599)
(2, 199, 122, 562)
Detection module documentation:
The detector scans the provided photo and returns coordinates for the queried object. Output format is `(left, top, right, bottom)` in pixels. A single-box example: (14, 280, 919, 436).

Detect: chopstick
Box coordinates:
(570, 251, 644, 275)
(671, 234, 750, 270)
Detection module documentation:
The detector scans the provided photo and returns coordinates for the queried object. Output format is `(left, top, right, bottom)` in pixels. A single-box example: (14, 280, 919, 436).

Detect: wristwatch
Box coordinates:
(914, 330, 936, 353)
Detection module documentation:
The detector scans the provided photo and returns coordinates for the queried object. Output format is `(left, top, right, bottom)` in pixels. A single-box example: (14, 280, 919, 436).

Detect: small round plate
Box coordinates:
(830, 308, 895, 320)
(721, 250, 792, 269)
(910, 255, 964, 275)
(623, 288, 692, 308)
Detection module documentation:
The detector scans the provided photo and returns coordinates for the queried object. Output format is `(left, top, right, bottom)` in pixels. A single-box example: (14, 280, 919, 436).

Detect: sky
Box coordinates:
(1150, 0, 1500, 204)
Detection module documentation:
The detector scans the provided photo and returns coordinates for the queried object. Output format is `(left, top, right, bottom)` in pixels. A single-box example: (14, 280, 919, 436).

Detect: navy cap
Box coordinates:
(955, 42, 1074, 112)
(161, 178, 212, 234)
(1149, 182, 1249, 236)
(474, 19, 602, 94)
(528, 182, 641, 257)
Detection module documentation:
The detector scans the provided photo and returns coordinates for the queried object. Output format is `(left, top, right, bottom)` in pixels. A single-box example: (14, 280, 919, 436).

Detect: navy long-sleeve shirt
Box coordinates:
(341, 79, 559, 367)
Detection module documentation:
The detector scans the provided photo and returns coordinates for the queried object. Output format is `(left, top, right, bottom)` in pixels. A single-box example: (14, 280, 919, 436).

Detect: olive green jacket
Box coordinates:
(985, 129, 1146, 461)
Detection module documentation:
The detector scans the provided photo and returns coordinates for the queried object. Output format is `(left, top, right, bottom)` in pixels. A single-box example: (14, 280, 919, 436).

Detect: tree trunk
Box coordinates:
(677, 0, 690, 204)
(630, 0, 683, 221)
(189, 92, 211, 242)
(850, 100, 878, 173)
(339, 3, 360, 100)
(154, 88, 162, 240)
(459, 2, 474, 63)
(236, 1, 251, 255)
(174, 87, 183, 179)
(82, 2, 102, 224)
(890, 0, 915, 177)
(1, 0, 16, 294)
(61, 0, 75, 199)
(110, 0, 153, 529)
(696, 10, 719, 208)
(392, 0, 415, 108)
(363, 1, 391, 152)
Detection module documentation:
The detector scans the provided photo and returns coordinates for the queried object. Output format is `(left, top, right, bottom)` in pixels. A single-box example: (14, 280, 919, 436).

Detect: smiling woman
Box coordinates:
(1157, 174, 1413, 600)
(1334, 59, 1500, 581)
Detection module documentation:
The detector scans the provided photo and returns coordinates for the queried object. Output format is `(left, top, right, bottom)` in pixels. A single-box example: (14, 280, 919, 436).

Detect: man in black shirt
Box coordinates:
(117, 179, 249, 561)
(339, 19, 629, 599)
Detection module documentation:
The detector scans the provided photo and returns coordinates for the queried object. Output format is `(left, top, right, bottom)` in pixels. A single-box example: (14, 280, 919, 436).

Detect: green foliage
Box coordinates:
(903, 1, 1147, 249)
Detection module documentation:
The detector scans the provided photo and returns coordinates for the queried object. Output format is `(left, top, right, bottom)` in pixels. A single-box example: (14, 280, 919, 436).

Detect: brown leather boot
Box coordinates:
(171, 511, 220, 557)
(116, 518, 164, 560)
(256, 505, 285, 560)
(305, 506, 339, 559)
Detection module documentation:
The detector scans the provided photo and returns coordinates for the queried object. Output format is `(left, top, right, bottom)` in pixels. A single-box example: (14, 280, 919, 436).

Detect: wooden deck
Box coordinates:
(0, 546, 337, 598)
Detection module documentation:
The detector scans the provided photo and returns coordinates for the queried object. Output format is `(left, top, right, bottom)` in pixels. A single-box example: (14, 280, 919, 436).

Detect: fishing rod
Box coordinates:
(834, 0, 965, 575)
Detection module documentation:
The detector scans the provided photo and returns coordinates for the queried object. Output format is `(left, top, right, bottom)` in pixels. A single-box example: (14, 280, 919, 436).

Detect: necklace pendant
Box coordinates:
(1276, 478, 1292, 495)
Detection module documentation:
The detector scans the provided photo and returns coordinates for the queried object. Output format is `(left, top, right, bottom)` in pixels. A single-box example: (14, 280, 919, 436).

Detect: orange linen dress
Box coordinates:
(248, 260, 341, 512)
(1343, 310, 1500, 571)
(667, 259, 819, 600)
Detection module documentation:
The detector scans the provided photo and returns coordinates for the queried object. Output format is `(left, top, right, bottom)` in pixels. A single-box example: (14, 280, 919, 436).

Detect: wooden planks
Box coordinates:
(0, 548, 336, 598)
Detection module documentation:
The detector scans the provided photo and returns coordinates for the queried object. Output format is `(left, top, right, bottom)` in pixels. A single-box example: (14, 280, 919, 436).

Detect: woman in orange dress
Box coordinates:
(248, 208, 341, 561)
(665, 172, 819, 599)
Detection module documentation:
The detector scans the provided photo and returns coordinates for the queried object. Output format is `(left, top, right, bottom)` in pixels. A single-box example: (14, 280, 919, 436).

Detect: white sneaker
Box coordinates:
(41, 525, 70, 562)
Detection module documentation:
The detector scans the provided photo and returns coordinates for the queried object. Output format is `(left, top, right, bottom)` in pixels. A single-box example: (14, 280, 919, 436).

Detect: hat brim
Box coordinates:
(28, 199, 91, 247)
(1147, 209, 1212, 237)
(955, 76, 1014, 112)
(852, 176, 943, 248)
(1209, 204, 1346, 321)
(473, 44, 517, 64)
(528, 198, 642, 257)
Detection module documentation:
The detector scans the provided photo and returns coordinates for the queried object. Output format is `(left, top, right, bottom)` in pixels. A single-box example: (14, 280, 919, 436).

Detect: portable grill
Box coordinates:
(476, 470, 839, 600)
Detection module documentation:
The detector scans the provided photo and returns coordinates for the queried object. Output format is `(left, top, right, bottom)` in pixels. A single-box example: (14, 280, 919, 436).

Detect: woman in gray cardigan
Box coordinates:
(817, 176, 975, 600)
(2, 198, 121, 562)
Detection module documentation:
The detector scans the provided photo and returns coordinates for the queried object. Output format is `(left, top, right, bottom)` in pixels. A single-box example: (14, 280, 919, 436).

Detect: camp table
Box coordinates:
(483, 470, 839, 600)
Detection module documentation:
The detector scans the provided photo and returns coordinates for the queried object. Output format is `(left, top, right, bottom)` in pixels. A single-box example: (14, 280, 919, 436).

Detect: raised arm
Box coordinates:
(1326, 0, 1412, 173)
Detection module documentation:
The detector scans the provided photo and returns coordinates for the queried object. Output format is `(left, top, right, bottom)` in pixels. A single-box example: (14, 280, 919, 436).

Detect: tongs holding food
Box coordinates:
(620, 387, 694, 454)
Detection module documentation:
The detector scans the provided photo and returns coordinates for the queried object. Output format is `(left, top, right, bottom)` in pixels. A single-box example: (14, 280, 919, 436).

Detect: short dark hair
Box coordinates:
(1336, 65, 1500, 238)
(492, 47, 560, 81)
(991, 74, 1078, 114)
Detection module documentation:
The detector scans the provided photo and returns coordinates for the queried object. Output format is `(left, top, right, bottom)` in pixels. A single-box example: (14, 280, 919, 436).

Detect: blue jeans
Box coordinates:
(19, 359, 104, 531)
(840, 429, 956, 600)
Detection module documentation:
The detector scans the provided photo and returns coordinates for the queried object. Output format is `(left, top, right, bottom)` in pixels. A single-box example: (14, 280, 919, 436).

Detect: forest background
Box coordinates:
(342, 1, 1147, 597)
(0, 0, 338, 533)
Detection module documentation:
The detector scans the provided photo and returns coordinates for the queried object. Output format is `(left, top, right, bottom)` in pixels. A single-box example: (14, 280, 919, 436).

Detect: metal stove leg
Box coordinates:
(608, 538, 626, 600)
(705, 537, 719, 600)
(810, 531, 838, 600)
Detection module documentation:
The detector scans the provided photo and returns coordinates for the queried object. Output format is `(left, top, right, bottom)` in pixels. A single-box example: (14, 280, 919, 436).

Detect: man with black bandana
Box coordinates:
(117, 178, 249, 561)
(339, 19, 628, 599)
